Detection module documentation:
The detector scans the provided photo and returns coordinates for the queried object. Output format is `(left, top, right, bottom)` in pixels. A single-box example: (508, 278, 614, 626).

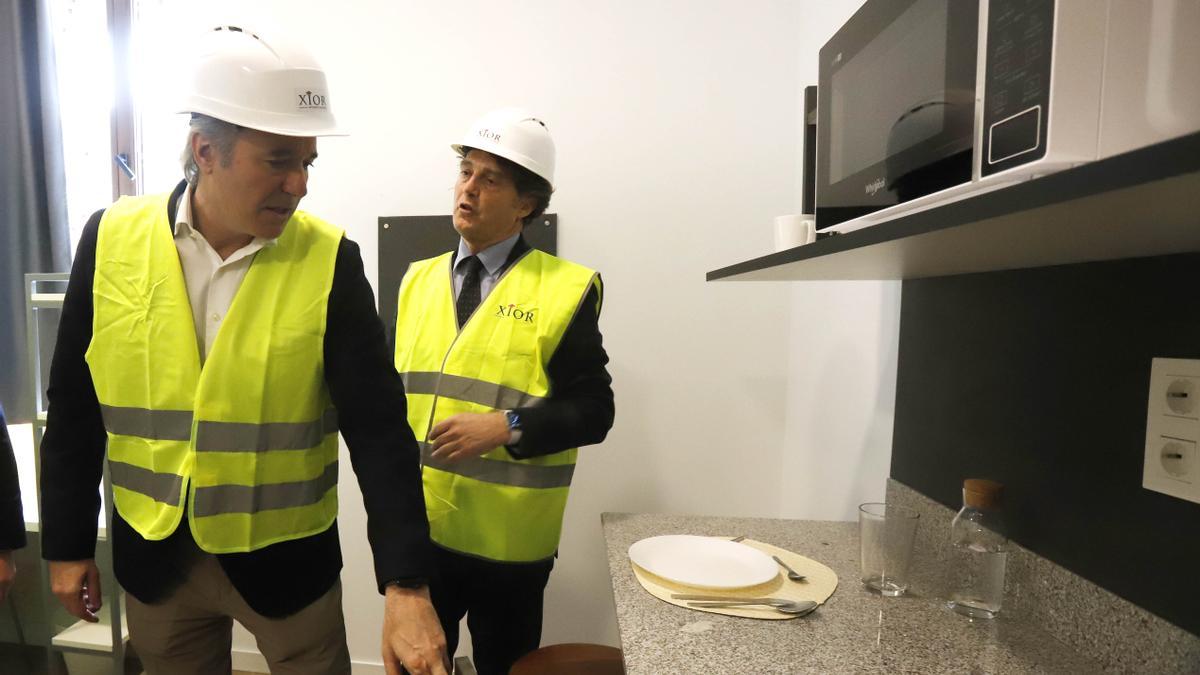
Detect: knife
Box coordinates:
(672, 593, 785, 602)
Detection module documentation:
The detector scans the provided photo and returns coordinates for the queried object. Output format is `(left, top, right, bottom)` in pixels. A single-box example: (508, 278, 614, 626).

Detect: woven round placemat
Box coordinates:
(631, 536, 838, 620)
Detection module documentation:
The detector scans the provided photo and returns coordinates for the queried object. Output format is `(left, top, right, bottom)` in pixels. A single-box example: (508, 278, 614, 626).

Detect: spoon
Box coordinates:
(772, 555, 807, 582)
(685, 599, 819, 615)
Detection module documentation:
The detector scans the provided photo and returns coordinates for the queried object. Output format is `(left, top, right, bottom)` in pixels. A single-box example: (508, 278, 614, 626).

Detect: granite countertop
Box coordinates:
(603, 512, 1103, 675)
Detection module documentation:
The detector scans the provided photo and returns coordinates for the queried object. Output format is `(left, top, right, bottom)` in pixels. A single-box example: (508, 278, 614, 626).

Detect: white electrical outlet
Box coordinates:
(1143, 358, 1200, 504)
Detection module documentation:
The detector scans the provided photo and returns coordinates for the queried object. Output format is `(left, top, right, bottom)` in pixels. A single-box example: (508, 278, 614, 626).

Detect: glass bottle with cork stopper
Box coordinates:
(947, 478, 1007, 619)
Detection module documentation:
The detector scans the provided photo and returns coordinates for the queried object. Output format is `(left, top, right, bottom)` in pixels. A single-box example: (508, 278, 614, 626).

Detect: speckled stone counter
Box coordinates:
(603, 512, 1104, 675)
(885, 479, 1200, 673)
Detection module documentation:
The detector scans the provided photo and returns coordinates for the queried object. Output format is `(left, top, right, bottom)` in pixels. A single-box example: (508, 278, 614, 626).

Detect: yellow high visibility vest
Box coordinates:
(86, 191, 342, 553)
(394, 248, 600, 562)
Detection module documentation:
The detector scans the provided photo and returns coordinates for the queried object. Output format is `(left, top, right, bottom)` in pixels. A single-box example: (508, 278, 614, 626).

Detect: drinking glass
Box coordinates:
(858, 502, 920, 597)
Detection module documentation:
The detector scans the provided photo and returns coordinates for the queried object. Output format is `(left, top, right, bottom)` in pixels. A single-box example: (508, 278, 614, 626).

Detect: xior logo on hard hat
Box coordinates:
(296, 90, 328, 110)
(478, 128, 501, 143)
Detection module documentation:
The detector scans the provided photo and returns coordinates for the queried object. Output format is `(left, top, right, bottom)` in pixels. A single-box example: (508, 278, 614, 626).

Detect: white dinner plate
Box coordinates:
(628, 535, 777, 589)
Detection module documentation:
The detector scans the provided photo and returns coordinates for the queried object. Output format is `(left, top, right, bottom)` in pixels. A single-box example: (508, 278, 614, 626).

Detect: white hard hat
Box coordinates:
(452, 108, 555, 187)
(178, 26, 344, 137)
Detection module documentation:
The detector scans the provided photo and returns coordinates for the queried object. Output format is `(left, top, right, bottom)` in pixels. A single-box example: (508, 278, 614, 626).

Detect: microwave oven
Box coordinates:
(814, 0, 1200, 232)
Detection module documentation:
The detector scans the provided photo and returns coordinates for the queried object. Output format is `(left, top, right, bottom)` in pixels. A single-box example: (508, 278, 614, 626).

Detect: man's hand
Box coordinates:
(428, 412, 509, 462)
(381, 585, 449, 675)
(49, 559, 102, 622)
(0, 550, 15, 604)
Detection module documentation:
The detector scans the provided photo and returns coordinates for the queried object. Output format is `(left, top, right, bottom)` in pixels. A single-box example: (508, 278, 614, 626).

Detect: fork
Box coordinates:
(772, 555, 806, 582)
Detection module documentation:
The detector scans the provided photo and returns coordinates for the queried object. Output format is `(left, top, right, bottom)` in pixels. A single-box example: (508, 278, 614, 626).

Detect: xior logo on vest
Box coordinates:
(496, 303, 535, 323)
(297, 90, 327, 109)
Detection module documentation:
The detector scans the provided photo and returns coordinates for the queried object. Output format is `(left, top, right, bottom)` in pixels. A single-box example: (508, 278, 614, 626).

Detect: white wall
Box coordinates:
(777, 2, 899, 523)
(131, 0, 893, 671)
(779, 279, 899, 521)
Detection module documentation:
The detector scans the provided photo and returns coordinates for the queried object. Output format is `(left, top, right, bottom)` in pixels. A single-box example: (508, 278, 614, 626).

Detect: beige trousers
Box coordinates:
(125, 553, 351, 675)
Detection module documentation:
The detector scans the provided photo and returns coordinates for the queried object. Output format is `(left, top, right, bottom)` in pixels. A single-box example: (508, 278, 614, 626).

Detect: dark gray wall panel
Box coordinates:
(377, 214, 557, 335)
(892, 252, 1200, 636)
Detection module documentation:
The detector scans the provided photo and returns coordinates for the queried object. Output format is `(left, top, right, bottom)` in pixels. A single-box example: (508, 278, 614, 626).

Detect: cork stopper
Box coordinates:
(963, 479, 1003, 510)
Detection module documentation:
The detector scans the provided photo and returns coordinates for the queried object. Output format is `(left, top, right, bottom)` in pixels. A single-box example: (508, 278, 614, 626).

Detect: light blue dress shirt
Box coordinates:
(450, 231, 525, 444)
(452, 232, 522, 301)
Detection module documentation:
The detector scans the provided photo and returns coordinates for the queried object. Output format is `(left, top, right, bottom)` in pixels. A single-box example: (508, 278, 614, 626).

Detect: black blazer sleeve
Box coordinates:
(323, 238, 433, 589)
(508, 277, 614, 459)
(0, 408, 27, 551)
(40, 211, 108, 561)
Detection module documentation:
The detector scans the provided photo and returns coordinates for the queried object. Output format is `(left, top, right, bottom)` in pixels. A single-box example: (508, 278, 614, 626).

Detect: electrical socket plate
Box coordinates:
(1143, 358, 1200, 504)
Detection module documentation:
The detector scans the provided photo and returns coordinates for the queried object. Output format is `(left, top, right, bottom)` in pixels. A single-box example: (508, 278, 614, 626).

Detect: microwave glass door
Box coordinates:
(817, 0, 979, 229)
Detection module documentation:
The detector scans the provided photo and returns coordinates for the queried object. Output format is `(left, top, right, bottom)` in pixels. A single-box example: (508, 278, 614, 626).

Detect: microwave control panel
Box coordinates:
(981, 0, 1054, 176)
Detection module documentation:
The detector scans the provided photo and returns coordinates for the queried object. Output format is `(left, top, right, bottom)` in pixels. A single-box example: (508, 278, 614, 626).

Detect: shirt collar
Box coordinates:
(173, 183, 278, 249)
(455, 231, 521, 276)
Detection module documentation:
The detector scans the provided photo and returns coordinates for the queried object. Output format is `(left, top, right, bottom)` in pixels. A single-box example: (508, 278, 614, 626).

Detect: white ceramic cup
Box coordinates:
(773, 214, 816, 251)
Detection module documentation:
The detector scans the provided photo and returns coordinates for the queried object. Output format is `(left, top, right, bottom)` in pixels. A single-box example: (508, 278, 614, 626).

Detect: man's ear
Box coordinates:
(517, 194, 535, 222)
(192, 133, 216, 176)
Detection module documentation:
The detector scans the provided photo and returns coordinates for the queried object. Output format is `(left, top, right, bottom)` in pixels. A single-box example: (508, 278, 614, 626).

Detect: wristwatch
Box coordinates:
(504, 409, 523, 446)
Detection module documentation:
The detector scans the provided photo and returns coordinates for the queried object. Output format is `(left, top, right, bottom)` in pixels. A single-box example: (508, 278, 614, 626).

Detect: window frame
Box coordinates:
(107, 0, 137, 198)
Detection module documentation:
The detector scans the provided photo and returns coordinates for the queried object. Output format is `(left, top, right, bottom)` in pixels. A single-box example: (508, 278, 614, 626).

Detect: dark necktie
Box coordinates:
(456, 256, 484, 328)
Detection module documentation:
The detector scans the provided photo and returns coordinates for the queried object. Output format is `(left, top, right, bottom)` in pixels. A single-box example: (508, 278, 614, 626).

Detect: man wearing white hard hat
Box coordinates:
(39, 26, 448, 675)
(393, 109, 614, 673)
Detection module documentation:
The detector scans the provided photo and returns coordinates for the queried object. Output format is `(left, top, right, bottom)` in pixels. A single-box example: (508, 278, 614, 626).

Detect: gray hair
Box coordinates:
(180, 114, 240, 185)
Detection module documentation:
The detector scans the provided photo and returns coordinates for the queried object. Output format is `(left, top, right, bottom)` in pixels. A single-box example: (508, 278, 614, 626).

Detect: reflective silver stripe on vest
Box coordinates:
(401, 372, 545, 410)
(419, 442, 574, 489)
(109, 459, 184, 505)
(195, 409, 339, 452)
(100, 405, 193, 441)
(191, 461, 339, 517)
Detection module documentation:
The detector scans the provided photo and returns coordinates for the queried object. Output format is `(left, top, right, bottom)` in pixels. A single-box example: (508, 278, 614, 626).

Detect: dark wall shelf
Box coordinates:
(707, 132, 1200, 282)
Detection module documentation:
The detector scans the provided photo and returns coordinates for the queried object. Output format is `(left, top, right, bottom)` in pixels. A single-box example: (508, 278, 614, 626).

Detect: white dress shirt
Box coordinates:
(172, 185, 276, 361)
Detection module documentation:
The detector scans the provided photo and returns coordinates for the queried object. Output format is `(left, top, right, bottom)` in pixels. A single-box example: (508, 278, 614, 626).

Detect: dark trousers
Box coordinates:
(430, 545, 554, 675)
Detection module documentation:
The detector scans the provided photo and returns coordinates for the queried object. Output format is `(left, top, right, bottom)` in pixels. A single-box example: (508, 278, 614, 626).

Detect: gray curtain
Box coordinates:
(0, 0, 71, 423)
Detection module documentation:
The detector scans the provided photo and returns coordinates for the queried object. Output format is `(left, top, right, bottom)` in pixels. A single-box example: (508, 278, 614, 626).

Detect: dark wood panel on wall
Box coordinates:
(892, 252, 1200, 636)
